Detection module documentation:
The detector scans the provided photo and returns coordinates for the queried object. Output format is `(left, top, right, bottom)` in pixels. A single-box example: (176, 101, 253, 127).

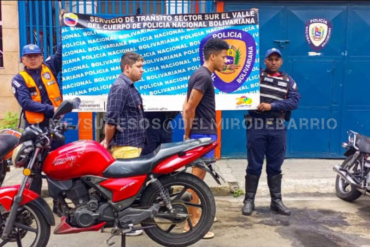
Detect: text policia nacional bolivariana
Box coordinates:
(78, 11, 258, 30)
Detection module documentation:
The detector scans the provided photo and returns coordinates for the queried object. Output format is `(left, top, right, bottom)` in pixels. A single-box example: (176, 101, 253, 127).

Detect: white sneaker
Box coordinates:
(126, 229, 143, 236)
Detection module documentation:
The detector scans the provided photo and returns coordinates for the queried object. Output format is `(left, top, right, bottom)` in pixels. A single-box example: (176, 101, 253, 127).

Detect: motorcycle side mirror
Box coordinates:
(53, 97, 80, 119)
(53, 102, 72, 120)
(30, 125, 43, 134)
(19, 126, 39, 144)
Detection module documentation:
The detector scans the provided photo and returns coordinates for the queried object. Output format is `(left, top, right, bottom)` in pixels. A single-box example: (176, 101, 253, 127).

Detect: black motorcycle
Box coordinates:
(333, 130, 370, 202)
(0, 129, 20, 186)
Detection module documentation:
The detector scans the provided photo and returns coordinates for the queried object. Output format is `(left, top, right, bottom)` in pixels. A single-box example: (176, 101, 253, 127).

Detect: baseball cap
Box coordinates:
(265, 48, 282, 58)
(22, 44, 42, 56)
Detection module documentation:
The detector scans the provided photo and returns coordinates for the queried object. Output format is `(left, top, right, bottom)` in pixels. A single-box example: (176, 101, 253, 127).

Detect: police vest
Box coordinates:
(19, 64, 62, 124)
(259, 71, 289, 118)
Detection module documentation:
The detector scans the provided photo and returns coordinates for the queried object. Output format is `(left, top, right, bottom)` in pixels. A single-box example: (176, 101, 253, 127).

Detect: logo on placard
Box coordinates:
(305, 18, 332, 51)
(200, 29, 256, 93)
(64, 13, 79, 27)
(236, 96, 252, 107)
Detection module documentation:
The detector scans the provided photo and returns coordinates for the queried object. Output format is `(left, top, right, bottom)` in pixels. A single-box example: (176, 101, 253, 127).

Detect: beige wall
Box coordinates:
(0, 1, 21, 119)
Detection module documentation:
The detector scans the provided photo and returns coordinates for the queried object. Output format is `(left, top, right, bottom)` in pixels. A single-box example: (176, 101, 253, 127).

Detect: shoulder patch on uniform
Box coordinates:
(43, 72, 51, 80)
(13, 80, 21, 88)
(292, 83, 297, 90)
(12, 86, 16, 94)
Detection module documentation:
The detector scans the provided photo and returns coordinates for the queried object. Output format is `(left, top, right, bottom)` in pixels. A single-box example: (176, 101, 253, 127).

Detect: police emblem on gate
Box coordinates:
(305, 18, 332, 52)
(199, 29, 256, 93)
(43, 72, 51, 80)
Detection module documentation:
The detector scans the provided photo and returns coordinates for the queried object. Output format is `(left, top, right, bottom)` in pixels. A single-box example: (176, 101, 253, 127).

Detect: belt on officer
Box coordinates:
(244, 114, 284, 125)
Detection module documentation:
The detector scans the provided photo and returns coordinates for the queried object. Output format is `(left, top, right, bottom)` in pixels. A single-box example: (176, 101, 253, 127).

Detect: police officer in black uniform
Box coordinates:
(242, 48, 300, 216)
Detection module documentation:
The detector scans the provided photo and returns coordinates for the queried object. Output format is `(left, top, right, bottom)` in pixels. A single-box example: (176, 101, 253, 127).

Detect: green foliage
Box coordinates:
(232, 189, 245, 198)
(0, 112, 20, 130)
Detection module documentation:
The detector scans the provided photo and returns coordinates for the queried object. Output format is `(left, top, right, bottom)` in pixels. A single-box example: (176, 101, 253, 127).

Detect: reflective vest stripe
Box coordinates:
(260, 84, 288, 93)
(260, 93, 285, 101)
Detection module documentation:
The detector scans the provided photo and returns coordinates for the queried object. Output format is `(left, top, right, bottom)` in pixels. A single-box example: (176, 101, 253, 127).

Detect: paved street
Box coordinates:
(2, 159, 370, 246)
(1, 196, 368, 247)
(45, 196, 370, 247)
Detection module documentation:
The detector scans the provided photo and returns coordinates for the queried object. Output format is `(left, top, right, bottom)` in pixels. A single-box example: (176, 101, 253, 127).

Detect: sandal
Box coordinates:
(203, 231, 215, 239)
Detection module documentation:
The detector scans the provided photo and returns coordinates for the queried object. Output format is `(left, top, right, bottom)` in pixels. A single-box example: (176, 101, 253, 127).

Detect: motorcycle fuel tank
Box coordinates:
(43, 140, 115, 180)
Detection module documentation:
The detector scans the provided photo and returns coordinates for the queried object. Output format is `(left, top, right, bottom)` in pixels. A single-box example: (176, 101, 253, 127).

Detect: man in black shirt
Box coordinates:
(183, 38, 229, 239)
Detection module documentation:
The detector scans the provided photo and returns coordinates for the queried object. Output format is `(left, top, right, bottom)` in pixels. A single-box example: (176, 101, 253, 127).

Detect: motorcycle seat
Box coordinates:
(0, 135, 19, 160)
(355, 134, 370, 153)
(103, 138, 214, 178)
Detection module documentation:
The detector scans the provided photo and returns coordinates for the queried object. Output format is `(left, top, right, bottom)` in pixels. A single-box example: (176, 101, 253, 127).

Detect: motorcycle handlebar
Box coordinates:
(67, 125, 77, 130)
(53, 131, 65, 142)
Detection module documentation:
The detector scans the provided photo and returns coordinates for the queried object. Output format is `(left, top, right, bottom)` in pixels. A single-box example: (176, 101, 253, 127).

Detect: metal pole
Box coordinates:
(121, 233, 126, 247)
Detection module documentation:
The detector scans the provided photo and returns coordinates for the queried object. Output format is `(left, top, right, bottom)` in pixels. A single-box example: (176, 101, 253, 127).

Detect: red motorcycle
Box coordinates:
(0, 129, 21, 186)
(0, 98, 222, 247)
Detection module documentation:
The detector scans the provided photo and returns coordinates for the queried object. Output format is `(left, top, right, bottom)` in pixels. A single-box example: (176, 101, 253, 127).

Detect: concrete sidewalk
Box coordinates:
(2, 159, 344, 197)
(205, 159, 342, 196)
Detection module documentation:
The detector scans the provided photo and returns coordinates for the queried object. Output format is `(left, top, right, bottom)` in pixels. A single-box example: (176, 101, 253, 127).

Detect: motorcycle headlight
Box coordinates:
(347, 131, 357, 146)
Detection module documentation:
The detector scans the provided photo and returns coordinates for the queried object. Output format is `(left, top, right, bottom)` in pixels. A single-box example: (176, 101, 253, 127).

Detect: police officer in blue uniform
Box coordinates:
(12, 43, 62, 132)
(11, 43, 63, 216)
(242, 48, 300, 216)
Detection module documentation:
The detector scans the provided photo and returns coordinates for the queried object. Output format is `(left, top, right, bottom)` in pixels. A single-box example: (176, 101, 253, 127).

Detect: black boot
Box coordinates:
(29, 175, 42, 194)
(53, 199, 63, 217)
(242, 174, 259, 216)
(267, 174, 291, 216)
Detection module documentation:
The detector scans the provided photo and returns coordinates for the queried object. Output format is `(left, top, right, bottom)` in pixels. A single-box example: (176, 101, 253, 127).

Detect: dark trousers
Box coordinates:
(24, 118, 65, 197)
(29, 138, 65, 194)
(246, 119, 286, 177)
(141, 111, 177, 155)
(141, 127, 173, 155)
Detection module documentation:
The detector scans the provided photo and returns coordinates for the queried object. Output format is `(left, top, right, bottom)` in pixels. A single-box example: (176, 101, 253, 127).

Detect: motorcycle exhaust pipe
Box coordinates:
(333, 165, 359, 187)
(333, 165, 369, 194)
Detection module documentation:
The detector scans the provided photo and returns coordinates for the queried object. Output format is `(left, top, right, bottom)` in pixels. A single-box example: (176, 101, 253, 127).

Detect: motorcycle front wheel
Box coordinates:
(335, 154, 362, 202)
(0, 204, 50, 247)
(140, 173, 216, 247)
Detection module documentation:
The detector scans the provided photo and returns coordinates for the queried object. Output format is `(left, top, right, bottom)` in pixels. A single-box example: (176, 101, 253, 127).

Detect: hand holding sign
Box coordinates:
(59, 9, 66, 23)
(257, 103, 272, 112)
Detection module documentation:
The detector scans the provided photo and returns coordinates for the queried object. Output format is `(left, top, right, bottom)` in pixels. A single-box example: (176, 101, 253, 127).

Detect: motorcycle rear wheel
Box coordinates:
(335, 155, 362, 202)
(140, 173, 216, 247)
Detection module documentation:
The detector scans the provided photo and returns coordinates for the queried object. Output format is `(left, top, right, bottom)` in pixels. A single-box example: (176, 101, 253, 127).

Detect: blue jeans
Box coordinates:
(190, 134, 217, 158)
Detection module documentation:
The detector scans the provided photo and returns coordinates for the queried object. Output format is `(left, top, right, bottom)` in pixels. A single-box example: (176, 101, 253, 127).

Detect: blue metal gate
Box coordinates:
(17, 0, 214, 143)
(20, 1, 369, 158)
(223, 1, 370, 158)
(18, 1, 213, 58)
